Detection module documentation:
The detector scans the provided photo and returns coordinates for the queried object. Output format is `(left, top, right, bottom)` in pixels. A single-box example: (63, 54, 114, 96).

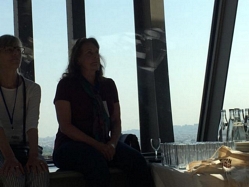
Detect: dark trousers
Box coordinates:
(53, 141, 151, 187)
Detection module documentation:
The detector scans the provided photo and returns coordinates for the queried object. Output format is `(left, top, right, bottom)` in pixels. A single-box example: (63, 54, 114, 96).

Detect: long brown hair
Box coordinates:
(62, 37, 104, 79)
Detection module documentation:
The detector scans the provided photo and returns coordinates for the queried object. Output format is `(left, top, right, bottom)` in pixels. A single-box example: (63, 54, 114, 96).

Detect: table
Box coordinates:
(150, 163, 249, 187)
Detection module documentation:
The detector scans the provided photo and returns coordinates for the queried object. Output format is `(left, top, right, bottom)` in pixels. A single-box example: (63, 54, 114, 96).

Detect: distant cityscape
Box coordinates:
(39, 124, 199, 157)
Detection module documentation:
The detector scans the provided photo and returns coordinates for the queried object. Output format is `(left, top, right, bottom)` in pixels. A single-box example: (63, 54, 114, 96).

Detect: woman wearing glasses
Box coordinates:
(0, 35, 49, 187)
(53, 37, 151, 187)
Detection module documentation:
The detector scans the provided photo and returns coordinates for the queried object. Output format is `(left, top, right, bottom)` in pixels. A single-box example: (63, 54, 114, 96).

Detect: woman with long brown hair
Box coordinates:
(53, 37, 151, 187)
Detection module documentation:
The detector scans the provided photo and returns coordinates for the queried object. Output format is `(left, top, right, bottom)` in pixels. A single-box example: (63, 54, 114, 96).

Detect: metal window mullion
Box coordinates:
(133, 0, 174, 152)
(66, 0, 86, 51)
(13, 0, 34, 81)
(198, 0, 238, 141)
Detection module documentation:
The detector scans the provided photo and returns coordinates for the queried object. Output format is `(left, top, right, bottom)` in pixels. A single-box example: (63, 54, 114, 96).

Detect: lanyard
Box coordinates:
(0, 76, 19, 129)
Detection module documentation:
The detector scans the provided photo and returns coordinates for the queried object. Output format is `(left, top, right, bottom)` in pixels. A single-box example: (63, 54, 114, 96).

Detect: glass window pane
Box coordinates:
(164, 1, 214, 142)
(223, 0, 249, 116)
(85, 1, 139, 135)
(32, 0, 68, 156)
(0, 2, 14, 35)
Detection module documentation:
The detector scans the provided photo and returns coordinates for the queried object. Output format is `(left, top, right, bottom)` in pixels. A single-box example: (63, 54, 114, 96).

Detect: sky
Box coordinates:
(0, 0, 249, 138)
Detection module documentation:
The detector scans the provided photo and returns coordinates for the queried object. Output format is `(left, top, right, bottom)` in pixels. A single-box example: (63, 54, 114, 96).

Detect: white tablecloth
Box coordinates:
(150, 163, 249, 187)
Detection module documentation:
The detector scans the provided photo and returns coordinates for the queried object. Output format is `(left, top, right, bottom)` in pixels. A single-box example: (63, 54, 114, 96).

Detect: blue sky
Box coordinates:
(1, 1, 249, 138)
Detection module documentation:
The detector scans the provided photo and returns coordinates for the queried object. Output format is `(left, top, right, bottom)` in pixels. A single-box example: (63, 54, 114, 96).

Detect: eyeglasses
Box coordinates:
(0, 46, 25, 54)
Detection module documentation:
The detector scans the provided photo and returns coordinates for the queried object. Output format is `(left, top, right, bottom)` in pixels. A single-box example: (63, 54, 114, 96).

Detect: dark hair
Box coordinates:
(62, 37, 104, 79)
(0, 34, 22, 48)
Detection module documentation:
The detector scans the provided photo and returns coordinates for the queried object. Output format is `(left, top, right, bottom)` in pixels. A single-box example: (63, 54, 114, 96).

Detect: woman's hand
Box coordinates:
(95, 142, 115, 161)
(25, 155, 48, 174)
(0, 157, 24, 176)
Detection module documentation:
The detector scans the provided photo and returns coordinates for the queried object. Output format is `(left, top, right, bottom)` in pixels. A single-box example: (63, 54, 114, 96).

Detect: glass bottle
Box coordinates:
(244, 108, 249, 140)
(234, 108, 241, 122)
(233, 108, 246, 141)
(239, 109, 245, 123)
(217, 110, 228, 142)
(244, 108, 249, 123)
(227, 109, 234, 141)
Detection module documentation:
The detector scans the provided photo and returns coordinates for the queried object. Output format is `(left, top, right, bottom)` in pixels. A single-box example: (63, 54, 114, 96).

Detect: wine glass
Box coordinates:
(150, 138, 161, 160)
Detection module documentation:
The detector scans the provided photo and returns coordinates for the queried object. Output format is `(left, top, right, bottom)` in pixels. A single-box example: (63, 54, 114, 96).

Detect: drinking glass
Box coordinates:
(176, 143, 187, 169)
(150, 138, 161, 159)
(160, 143, 166, 166)
(169, 143, 177, 167)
